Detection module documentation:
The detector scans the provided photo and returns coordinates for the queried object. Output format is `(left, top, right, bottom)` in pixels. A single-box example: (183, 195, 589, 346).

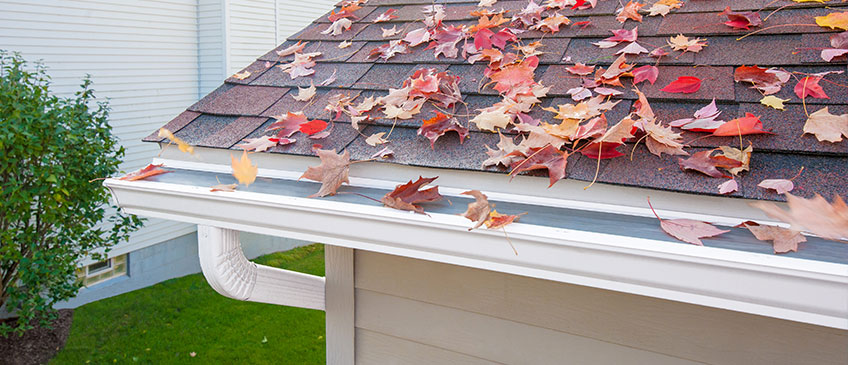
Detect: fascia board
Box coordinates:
(104, 169, 848, 330)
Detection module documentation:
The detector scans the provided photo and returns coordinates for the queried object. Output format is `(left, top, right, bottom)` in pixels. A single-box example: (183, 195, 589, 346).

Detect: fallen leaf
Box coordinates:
(794, 76, 829, 99)
(712, 113, 771, 136)
(338, 40, 352, 49)
(300, 149, 351, 197)
(632, 65, 659, 85)
(277, 41, 307, 57)
(461, 190, 492, 230)
(292, 83, 317, 102)
(733, 65, 790, 95)
(483, 132, 522, 168)
(231, 151, 258, 187)
(368, 39, 409, 60)
(566, 63, 595, 76)
(373, 8, 398, 23)
(120, 164, 170, 181)
(667, 34, 707, 53)
(509, 145, 568, 187)
(644, 120, 688, 157)
(235, 135, 278, 152)
(803, 106, 848, 143)
(267, 112, 309, 138)
(299, 120, 329, 136)
(720, 6, 762, 30)
(660, 76, 701, 93)
(158, 128, 194, 154)
(739, 221, 806, 254)
(210, 183, 237, 192)
(381, 176, 443, 214)
(381, 25, 401, 37)
(232, 71, 251, 80)
(471, 110, 512, 131)
(648, 198, 729, 245)
(615, 1, 644, 23)
(485, 210, 520, 229)
(758, 179, 794, 194)
(752, 193, 848, 241)
(678, 150, 735, 178)
(760, 95, 789, 110)
(371, 146, 394, 159)
(816, 11, 848, 31)
(321, 18, 353, 36)
(418, 112, 469, 148)
(319, 69, 338, 86)
(365, 132, 389, 146)
(717, 144, 752, 175)
(669, 99, 724, 132)
(718, 179, 738, 194)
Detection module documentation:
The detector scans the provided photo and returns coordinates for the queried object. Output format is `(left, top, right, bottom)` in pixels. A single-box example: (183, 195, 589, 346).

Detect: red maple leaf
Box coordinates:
(712, 113, 772, 136)
(381, 176, 443, 214)
(417, 112, 470, 149)
(660, 76, 701, 93)
(794, 76, 829, 99)
(299, 120, 329, 136)
(508, 144, 567, 187)
(720, 6, 762, 30)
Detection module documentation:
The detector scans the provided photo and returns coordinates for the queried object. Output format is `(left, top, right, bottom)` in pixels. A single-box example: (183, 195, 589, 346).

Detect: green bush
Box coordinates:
(0, 51, 142, 336)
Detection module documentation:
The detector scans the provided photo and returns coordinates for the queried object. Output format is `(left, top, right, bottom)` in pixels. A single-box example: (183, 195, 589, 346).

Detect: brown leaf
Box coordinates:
(716, 144, 752, 175)
(210, 183, 237, 192)
(752, 193, 848, 241)
(739, 221, 806, 254)
(509, 145, 568, 187)
(461, 190, 492, 230)
(643, 120, 688, 157)
(678, 150, 734, 178)
(120, 164, 170, 181)
(300, 149, 352, 198)
(485, 210, 520, 229)
(381, 176, 443, 214)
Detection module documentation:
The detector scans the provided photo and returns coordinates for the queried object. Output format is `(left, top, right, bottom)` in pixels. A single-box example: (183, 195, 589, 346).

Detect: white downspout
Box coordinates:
(197, 225, 325, 310)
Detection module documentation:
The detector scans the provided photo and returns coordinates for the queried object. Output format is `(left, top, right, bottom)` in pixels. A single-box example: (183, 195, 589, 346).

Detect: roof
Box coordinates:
(143, 0, 848, 202)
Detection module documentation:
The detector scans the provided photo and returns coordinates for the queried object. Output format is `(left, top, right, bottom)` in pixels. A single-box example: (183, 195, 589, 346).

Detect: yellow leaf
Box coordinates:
(231, 151, 257, 186)
(816, 12, 848, 31)
(759, 95, 789, 110)
(158, 128, 194, 154)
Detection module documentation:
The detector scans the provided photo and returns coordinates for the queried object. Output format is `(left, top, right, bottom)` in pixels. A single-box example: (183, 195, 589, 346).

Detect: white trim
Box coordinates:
(325, 245, 355, 365)
(105, 170, 848, 330)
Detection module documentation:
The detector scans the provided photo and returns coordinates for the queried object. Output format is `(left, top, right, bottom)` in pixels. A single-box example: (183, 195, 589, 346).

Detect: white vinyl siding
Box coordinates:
(0, 0, 198, 250)
(354, 250, 848, 365)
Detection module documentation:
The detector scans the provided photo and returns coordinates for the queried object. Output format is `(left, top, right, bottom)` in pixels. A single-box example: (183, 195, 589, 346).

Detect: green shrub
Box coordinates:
(0, 51, 142, 336)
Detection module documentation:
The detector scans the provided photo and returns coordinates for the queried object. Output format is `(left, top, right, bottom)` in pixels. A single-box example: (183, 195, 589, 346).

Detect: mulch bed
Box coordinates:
(0, 309, 74, 365)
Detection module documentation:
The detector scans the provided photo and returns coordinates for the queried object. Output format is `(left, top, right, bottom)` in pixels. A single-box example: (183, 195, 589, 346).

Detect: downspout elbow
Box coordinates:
(197, 225, 325, 310)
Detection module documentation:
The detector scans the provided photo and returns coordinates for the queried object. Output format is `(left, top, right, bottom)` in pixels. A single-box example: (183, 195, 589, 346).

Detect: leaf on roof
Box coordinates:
(712, 113, 771, 136)
(365, 132, 389, 146)
(158, 128, 194, 154)
(660, 76, 701, 94)
(794, 76, 829, 99)
(760, 95, 789, 110)
(803, 107, 848, 143)
(752, 193, 848, 241)
(669, 99, 724, 132)
(427, 25, 465, 58)
(328, 4, 361, 22)
(644, 120, 688, 157)
(231, 151, 257, 187)
(232, 71, 251, 80)
(483, 132, 522, 168)
(615, 1, 644, 23)
(299, 120, 329, 136)
(733, 65, 790, 95)
(716, 144, 752, 176)
(648, 198, 729, 246)
(815, 11, 848, 31)
(594, 27, 638, 48)
(616, 42, 649, 55)
(471, 110, 512, 132)
(739, 221, 806, 254)
(678, 150, 738, 178)
(821, 32, 848, 62)
(566, 63, 595, 76)
(300, 149, 351, 198)
(338, 40, 352, 49)
(371, 146, 394, 159)
(403, 27, 431, 47)
(368, 39, 409, 61)
(235, 135, 279, 153)
(418, 112, 470, 149)
(720, 6, 762, 30)
(321, 18, 353, 36)
(382, 25, 402, 38)
(718, 179, 738, 195)
(667, 34, 707, 53)
(277, 52, 320, 79)
(373, 8, 398, 23)
(646, 0, 682, 17)
(514, 1, 545, 27)
(423, 4, 446, 27)
(277, 41, 307, 57)
(268, 112, 309, 138)
(292, 82, 316, 102)
(381, 176, 443, 214)
(758, 179, 794, 194)
(531, 13, 571, 32)
(120, 164, 170, 181)
(509, 144, 568, 187)
(478, 0, 498, 7)
(319, 69, 338, 86)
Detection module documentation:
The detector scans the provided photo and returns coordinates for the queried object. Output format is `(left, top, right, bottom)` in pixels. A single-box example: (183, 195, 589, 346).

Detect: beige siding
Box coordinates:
(354, 250, 848, 365)
(0, 0, 198, 250)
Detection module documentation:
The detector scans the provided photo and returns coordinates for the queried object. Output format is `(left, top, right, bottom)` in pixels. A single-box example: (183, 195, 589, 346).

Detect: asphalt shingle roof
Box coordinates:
(145, 0, 848, 202)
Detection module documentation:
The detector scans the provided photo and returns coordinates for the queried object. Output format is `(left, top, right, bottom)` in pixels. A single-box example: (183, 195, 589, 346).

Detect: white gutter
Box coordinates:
(197, 225, 325, 310)
(104, 166, 848, 330)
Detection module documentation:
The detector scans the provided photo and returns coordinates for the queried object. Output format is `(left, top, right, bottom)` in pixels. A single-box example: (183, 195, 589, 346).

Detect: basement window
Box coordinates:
(77, 254, 128, 287)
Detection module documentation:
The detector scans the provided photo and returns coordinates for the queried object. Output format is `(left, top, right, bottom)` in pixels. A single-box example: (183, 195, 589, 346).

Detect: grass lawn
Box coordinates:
(51, 244, 326, 364)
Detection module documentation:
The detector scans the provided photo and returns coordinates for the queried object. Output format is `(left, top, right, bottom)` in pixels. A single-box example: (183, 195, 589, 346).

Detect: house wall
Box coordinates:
(353, 250, 848, 365)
